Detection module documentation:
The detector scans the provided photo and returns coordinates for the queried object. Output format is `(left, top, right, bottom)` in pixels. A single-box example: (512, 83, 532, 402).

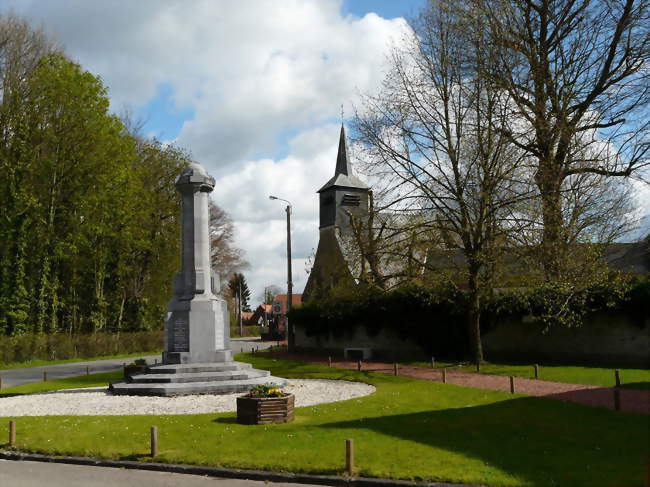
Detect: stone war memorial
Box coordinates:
(111, 162, 286, 396)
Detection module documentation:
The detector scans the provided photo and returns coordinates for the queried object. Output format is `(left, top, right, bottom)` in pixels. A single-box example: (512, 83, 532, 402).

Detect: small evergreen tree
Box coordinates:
(228, 273, 251, 312)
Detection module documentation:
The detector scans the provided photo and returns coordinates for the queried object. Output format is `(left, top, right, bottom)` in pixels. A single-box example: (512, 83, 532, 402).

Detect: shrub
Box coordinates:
(0, 331, 163, 366)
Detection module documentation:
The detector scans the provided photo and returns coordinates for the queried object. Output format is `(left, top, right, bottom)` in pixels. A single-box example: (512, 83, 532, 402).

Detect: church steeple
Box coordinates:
(335, 124, 352, 176)
(318, 124, 368, 193)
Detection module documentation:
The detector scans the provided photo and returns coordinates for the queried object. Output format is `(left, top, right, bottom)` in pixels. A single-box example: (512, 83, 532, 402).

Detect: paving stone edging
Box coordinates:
(0, 450, 475, 487)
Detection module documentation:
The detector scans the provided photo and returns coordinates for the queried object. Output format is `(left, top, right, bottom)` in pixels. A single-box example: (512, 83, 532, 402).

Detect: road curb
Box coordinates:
(0, 450, 474, 487)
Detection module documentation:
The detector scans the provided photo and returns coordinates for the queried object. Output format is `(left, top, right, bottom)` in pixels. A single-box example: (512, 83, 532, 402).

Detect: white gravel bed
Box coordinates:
(0, 379, 375, 416)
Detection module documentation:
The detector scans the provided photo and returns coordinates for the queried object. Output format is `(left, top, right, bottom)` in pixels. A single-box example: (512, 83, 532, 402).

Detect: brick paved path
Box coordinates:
(277, 352, 649, 414)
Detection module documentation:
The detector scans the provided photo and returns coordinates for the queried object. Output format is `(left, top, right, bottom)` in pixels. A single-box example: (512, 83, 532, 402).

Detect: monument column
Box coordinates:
(163, 162, 231, 364)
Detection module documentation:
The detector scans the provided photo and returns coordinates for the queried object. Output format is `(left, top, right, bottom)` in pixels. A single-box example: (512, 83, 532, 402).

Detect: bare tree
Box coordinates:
(476, 0, 650, 278)
(209, 201, 249, 289)
(354, 0, 530, 363)
(339, 191, 441, 290)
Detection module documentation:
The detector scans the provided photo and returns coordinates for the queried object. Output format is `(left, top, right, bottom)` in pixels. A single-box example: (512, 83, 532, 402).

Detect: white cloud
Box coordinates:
(7, 0, 409, 173)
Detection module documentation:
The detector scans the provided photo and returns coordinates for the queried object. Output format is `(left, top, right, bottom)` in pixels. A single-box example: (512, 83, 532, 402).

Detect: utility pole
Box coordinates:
(269, 195, 294, 352)
(238, 278, 243, 337)
(286, 204, 294, 351)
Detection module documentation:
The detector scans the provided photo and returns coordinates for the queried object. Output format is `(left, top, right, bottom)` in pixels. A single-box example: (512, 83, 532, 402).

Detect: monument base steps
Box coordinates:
(110, 361, 286, 397)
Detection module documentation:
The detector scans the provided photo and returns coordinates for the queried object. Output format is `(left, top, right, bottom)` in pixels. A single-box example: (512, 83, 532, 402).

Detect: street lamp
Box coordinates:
(269, 195, 294, 351)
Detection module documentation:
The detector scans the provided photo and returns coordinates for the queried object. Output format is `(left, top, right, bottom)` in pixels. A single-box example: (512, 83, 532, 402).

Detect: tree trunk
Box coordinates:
(466, 267, 483, 365)
(536, 167, 566, 280)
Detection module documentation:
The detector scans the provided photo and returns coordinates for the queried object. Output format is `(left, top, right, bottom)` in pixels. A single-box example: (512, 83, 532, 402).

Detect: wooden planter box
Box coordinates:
(236, 394, 295, 425)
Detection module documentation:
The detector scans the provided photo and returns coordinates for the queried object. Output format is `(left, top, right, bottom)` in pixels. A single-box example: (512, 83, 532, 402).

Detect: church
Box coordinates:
(303, 124, 370, 300)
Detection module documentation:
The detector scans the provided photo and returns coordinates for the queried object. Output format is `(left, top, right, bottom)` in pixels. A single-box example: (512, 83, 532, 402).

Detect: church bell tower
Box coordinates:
(303, 125, 370, 300)
(317, 125, 370, 232)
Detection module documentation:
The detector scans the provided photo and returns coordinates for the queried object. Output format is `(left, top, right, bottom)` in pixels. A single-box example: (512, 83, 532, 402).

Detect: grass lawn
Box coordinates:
(0, 351, 162, 371)
(0, 354, 647, 486)
(410, 359, 650, 390)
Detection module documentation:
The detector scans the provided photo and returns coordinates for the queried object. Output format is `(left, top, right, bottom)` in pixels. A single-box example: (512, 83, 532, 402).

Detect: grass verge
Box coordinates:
(410, 360, 650, 390)
(0, 354, 647, 486)
(0, 371, 123, 397)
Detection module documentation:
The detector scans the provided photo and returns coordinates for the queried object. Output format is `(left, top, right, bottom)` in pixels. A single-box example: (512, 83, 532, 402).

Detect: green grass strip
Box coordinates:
(0, 355, 647, 486)
(410, 360, 650, 390)
(0, 371, 124, 397)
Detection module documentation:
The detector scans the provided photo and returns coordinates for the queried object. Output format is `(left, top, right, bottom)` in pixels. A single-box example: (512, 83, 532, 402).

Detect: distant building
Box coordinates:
(240, 311, 254, 325)
(263, 294, 302, 340)
(249, 304, 273, 327)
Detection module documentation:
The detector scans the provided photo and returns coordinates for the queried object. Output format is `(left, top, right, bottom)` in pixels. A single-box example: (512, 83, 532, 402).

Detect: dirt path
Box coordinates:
(277, 352, 649, 414)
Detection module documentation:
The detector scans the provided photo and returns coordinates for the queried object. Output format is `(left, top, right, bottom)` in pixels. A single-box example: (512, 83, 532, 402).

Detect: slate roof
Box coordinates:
(318, 125, 369, 192)
(423, 237, 650, 276)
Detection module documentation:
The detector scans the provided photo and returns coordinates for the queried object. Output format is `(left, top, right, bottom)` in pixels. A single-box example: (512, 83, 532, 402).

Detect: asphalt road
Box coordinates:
(0, 338, 274, 388)
(0, 460, 323, 487)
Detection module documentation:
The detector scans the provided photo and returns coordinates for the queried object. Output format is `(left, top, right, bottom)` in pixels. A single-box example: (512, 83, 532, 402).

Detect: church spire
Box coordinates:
(317, 124, 368, 193)
(335, 124, 352, 176)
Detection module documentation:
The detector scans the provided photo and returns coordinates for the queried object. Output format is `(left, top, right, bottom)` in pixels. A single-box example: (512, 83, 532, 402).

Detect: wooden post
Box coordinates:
(86, 366, 89, 376)
(509, 376, 516, 394)
(154, 358, 158, 365)
(43, 371, 47, 382)
(431, 357, 435, 368)
(9, 420, 16, 446)
(614, 389, 621, 411)
(476, 362, 480, 373)
(394, 363, 399, 376)
(534, 364, 539, 379)
(357, 360, 362, 372)
(150, 426, 158, 457)
(442, 369, 447, 384)
(615, 370, 621, 388)
(328, 356, 332, 367)
(345, 439, 354, 476)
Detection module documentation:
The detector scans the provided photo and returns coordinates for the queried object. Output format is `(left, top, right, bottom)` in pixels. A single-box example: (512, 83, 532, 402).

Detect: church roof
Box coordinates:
(318, 125, 369, 192)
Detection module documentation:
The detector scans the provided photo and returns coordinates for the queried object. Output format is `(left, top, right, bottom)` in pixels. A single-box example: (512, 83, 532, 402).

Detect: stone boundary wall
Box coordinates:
(482, 312, 649, 367)
(294, 326, 429, 361)
(295, 311, 649, 367)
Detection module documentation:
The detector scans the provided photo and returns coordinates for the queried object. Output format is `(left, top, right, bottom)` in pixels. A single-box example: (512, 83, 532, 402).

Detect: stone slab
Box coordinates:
(110, 376, 287, 397)
(147, 362, 252, 374)
(130, 369, 270, 384)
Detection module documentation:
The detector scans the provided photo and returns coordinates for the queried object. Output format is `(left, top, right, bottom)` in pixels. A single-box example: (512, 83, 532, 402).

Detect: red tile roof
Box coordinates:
(272, 294, 303, 314)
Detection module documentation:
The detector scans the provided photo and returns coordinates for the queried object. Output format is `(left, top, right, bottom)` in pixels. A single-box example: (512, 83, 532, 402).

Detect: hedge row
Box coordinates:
(0, 331, 163, 366)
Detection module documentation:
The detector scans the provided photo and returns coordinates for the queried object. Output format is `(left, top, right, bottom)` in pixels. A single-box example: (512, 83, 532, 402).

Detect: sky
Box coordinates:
(2, 0, 648, 304)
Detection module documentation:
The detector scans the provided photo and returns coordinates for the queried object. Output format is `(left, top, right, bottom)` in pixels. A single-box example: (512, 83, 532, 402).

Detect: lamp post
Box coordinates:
(269, 195, 294, 351)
